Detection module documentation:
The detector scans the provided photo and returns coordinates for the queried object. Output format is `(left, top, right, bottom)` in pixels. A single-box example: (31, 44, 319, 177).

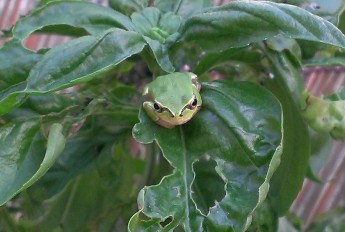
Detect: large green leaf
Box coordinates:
(304, 56, 345, 67)
(181, 1, 345, 52)
(269, 0, 345, 24)
(12, 1, 135, 40)
(193, 47, 261, 75)
(154, 0, 212, 18)
(109, 0, 148, 15)
(262, 48, 310, 215)
(0, 122, 65, 206)
(19, 140, 142, 232)
(25, 29, 146, 93)
(0, 40, 41, 88)
(0, 40, 42, 115)
(129, 80, 283, 231)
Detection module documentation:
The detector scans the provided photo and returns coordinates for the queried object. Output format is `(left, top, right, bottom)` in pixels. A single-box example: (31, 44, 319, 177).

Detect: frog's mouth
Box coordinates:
(157, 106, 201, 129)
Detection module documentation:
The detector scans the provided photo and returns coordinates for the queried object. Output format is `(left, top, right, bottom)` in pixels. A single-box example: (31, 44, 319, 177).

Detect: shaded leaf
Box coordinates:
(20, 139, 143, 232)
(193, 47, 261, 75)
(1, 93, 81, 127)
(304, 56, 345, 67)
(144, 37, 175, 73)
(130, 80, 283, 231)
(181, 1, 345, 52)
(263, 48, 310, 215)
(0, 40, 42, 115)
(0, 40, 41, 88)
(26, 29, 146, 93)
(109, 0, 148, 15)
(0, 83, 28, 116)
(0, 121, 65, 206)
(12, 1, 135, 40)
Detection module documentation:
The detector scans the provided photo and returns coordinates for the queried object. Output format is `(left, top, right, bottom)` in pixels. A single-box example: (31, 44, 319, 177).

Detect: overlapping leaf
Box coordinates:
(131, 7, 182, 73)
(0, 40, 42, 115)
(25, 29, 146, 93)
(263, 48, 310, 215)
(181, 1, 345, 51)
(0, 122, 65, 206)
(13, 1, 135, 40)
(130, 80, 283, 231)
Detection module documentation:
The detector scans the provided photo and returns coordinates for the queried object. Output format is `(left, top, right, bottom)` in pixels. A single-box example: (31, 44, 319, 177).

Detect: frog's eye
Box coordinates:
(192, 98, 198, 107)
(153, 102, 163, 113)
(188, 96, 198, 109)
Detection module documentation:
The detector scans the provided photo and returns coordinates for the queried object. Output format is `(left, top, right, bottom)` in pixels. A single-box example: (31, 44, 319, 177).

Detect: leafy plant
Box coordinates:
(0, 0, 344, 231)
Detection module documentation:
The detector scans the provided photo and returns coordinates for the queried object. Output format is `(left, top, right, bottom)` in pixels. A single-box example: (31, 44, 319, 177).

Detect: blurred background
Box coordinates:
(1, 0, 345, 230)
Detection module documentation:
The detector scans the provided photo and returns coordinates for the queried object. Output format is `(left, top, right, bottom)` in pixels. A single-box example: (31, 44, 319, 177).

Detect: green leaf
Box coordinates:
(26, 29, 146, 93)
(154, 0, 212, 19)
(130, 81, 283, 231)
(339, 10, 345, 33)
(1, 93, 80, 122)
(181, 1, 345, 52)
(12, 1, 135, 40)
(0, 40, 41, 88)
(304, 56, 345, 66)
(109, 0, 148, 15)
(302, 0, 345, 25)
(0, 83, 28, 116)
(144, 37, 175, 73)
(131, 7, 182, 73)
(193, 47, 261, 75)
(0, 121, 65, 206)
(262, 48, 310, 215)
(0, 40, 42, 115)
(20, 139, 142, 231)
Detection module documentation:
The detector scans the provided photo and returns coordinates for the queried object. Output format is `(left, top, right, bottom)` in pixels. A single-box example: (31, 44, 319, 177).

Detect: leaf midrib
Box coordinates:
(179, 126, 192, 231)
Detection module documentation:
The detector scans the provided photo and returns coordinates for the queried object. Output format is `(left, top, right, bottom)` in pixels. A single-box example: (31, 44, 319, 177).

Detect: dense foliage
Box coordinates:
(0, 0, 345, 231)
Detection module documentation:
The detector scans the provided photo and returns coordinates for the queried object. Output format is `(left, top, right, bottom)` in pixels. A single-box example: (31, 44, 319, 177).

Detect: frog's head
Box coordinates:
(143, 72, 202, 128)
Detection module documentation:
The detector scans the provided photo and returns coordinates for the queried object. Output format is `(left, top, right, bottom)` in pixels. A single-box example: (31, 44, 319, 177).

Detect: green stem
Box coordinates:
(0, 207, 20, 232)
(60, 177, 81, 227)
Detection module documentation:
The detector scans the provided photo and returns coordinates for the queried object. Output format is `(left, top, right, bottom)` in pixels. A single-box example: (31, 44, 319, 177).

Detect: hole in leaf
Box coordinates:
(160, 216, 172, 228)
(191, 157, 226, 215)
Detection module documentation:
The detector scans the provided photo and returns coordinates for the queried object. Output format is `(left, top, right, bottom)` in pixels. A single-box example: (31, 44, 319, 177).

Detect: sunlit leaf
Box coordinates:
(181, 1, 345, 52)
(13, 1, 135, 40)
(26, 29, 146, 93)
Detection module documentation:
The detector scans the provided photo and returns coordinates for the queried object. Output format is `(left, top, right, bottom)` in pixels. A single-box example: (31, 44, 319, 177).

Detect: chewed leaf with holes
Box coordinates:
(130, 80, 283, 232)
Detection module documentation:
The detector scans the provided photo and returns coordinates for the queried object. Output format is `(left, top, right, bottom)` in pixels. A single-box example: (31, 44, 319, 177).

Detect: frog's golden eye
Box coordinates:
(153, 102, 163, 113)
